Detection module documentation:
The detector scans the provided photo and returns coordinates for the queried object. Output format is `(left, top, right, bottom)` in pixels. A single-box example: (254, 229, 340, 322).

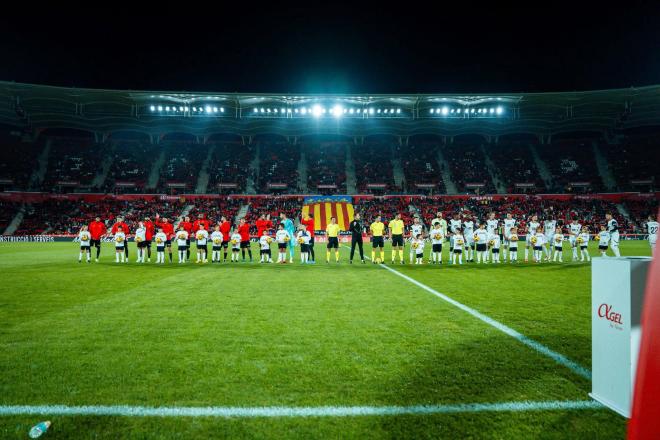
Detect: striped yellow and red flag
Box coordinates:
(301, 196, 354, 232)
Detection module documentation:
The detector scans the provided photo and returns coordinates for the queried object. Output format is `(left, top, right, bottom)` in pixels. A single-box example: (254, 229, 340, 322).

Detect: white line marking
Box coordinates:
(342, 245, 591, 379)
(0, 400, 603, 418)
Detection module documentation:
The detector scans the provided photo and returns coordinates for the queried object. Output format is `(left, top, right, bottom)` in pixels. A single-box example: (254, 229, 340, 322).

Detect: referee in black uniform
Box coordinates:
(349, 213, 365, 264)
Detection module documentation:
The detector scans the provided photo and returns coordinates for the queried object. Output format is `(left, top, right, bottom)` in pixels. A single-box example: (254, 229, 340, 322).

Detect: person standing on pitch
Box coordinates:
(369, 215, 386, 263)
(300, 213, 316, 263)
(646, 215, 658, 256)
(143, 216, 155, 262)
(280, 212, 296, 263)
(326, 217, 341, 263)
(111, 216, 130, 260)
(88, 216, 106, 262)
(388, 213, 405, 264)
(408, 216, 425, 264)
(348, 213, 365, 264)
(605, 212, 621, 257)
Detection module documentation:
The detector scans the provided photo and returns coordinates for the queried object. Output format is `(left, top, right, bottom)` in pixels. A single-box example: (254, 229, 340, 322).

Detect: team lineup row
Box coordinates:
(72, 211, 659, 264)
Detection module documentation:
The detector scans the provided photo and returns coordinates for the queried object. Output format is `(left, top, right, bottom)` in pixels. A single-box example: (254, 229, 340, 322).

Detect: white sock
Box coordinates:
(79, 252, 82, 261)
(524, 247, 529, 260)
(115, 253, 119, 262)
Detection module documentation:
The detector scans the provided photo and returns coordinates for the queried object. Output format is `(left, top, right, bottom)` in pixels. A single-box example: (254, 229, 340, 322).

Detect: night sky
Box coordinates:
(1, 5, 659, 94)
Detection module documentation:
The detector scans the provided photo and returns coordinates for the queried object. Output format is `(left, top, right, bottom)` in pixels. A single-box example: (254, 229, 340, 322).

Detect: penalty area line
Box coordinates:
(0, 400, 603, 418)
(341, 245, 591, 380)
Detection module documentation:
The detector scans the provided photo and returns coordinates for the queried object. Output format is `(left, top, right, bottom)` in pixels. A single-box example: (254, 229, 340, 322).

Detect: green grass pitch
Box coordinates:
(0, 240, 653, 439)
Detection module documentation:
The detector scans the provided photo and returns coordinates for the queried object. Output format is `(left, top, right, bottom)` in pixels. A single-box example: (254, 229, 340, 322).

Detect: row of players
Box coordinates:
(73, 211, 658, 264)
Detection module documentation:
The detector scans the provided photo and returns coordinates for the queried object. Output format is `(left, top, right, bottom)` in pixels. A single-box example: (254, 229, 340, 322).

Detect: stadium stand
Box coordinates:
(157, 142, 208, 194)
(43, 136, 103, 191)
(206, 142, 255, 193)
(258, 139, 300, 193)
(103, 141, 157, 193)
(353, 140, 397, 194)
(396, 142, 446, 194)
(488, 139, 545, 193)
(305, 141, 347, 194)
(537, 138, 603, 193)
(0, 131, 41, 190)
(442, 138, 496, 194)
(601, 134, 660, 192)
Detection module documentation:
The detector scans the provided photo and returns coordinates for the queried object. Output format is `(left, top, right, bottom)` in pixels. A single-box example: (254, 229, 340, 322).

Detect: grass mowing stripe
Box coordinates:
(0, 400, 603, 418)
(342, 245, 591, 380)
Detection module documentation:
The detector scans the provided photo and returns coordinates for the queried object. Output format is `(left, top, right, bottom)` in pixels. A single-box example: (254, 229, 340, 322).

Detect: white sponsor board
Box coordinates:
(590, 257, 651, 418)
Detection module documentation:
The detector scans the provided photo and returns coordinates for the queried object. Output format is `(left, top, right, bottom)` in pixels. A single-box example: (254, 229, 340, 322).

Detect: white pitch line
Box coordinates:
(0, 400, 603, 418)
(341, 245, 591, 379)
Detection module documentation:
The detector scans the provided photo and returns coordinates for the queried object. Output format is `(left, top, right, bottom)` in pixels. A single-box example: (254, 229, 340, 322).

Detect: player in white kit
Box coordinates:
(645, 215, 658, 256)
(543, 217, 557, 261)
(275, 224, 291, 263)
(552, 226, 564, 262)
(462, 216, 475, 262)
(154, 228, 168, 264)
(532, 227, 545, 263)
(567, 218, 582, 261)
(409, 217, 425, 264)
(577, 226, 591, 262)
(508, 227, 520, 263)
(605, 213, 620, 257)
(597, 225, 611, 257)
(429, 224, 444, 265)
(259, 231, 273, 263)
(448, 214, 462, 263)
(525, 215, 540, 262)
(485, 213, 498, 262)
(502, 213, 516, 261)
(175, 227, 189, 264)
(474, 223, 489, 264)
(210, 226, 224, 263)
(195, 225, 209, 264)
(452, 229, 465, 265)
(114, 226, 126, 263)
(230, 231, 242, 262)
(134, 222, 147, 263)
(411, 234, 425, 264)
(77, 225, 91, 263)
(489, 233, 501, 263)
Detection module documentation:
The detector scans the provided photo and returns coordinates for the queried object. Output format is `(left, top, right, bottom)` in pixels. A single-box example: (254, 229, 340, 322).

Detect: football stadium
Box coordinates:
(0, 80, 658, 439)
(1, 9, 660, 439)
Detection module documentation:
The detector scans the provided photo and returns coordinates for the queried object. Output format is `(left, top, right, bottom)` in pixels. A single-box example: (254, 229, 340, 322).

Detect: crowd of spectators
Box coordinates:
(206, 143, 255, 193)
(258, 140, 300, 193)
(537, 139, 602, 193)
(305, 142, 347, 194)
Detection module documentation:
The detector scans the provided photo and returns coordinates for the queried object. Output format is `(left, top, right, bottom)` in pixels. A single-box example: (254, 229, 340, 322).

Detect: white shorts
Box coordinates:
(525, 234, 532, 246)
(649, 234, 657, 247)
(545, 235, 554, 245)
(610, 232, 620, 247)
(568, 235, 577, 246)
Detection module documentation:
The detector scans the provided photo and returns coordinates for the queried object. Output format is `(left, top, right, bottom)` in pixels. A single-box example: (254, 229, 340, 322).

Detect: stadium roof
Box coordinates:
(1, 81, 659, 139)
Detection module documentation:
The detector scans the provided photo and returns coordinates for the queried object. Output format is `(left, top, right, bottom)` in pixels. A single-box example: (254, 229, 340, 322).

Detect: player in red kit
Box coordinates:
(219, 216, 232, 262)
(88, 216, 106, 262)
(111, 216, 130, 259)
(237, 218, 252, 262)
(301, 213, 316, 263)
(179, 216, 193, 260)
(193, 214, 211, 235)
(143, 216, 155, 262)
(155, 214, 175, 262)
(255, 214, 272, 238)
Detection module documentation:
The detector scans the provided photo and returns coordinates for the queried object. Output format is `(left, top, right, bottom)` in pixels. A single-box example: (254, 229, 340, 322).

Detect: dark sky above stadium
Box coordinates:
(1, 5, 659, 94)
